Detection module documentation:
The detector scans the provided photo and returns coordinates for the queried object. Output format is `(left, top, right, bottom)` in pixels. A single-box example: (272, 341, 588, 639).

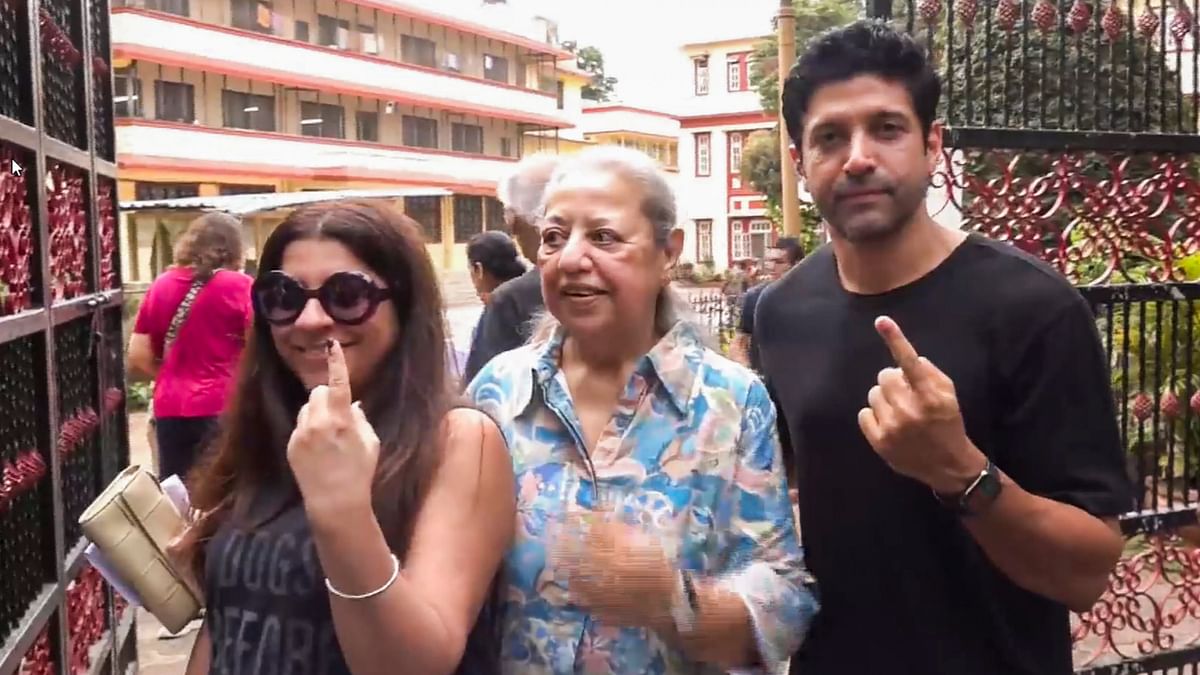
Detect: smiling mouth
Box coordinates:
(561, 286, 606, 298)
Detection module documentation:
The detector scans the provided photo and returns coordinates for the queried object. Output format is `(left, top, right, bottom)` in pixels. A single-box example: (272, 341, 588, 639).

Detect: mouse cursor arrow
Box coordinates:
(10, 160, 22, 177)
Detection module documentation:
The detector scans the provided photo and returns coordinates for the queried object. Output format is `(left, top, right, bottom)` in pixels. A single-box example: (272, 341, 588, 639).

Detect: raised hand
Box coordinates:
(287, 339, 380, 517)
(857, 316, 985, 495)
(553, 512, 675, 630)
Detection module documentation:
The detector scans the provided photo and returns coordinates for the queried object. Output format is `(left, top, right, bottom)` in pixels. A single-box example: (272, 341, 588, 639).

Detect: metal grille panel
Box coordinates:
(0, 141, 38, 316)
(55, 317, 99, 547)
(0, 335, 53, 649)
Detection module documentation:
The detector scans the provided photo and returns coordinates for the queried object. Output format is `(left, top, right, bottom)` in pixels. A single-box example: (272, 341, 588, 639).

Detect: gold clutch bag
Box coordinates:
(78, 465, 203, 633)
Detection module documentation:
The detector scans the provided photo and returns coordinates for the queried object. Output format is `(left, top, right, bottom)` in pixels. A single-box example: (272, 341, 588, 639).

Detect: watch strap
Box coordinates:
(934, 459, 1001, 516)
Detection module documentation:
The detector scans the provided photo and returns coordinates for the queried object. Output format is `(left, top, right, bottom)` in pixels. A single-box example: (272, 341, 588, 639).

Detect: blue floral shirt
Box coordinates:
(467, 321, 819, 674)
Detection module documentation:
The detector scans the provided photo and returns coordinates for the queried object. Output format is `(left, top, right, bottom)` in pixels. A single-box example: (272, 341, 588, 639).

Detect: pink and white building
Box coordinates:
(674, 33, 775, 271)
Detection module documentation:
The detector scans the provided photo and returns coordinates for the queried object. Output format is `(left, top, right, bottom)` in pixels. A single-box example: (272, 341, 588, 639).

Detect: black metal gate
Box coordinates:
(870, 0, 1200, 670)
(0, 0, 128, 669)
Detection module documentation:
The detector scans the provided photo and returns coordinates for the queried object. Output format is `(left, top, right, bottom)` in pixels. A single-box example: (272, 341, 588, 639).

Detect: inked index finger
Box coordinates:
(326, 338, 353, 410)
(874, 316, 924, 383)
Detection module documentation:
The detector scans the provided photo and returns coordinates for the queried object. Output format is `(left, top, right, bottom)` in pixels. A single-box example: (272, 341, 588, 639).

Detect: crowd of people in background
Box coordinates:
(124, 18, 1136, 675)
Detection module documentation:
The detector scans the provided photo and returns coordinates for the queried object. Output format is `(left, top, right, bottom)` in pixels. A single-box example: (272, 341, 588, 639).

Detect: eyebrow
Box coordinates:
(542, 214, 615, 229)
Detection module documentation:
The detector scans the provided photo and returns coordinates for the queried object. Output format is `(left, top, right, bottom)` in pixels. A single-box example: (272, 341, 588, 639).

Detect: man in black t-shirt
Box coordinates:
(734, 236, 803, 372)
(758, 21, 1133, 674)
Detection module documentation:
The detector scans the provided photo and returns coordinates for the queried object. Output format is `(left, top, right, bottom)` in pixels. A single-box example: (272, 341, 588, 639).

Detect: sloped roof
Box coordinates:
(120, 187, 453, 216)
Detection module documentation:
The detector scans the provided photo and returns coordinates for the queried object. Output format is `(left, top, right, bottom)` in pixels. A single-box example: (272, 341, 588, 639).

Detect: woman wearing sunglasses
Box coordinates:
(176, 200, 515, 675)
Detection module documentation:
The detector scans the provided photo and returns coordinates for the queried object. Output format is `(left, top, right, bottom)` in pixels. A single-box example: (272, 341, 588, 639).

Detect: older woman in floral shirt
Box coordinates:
(467, 146, 818, 674)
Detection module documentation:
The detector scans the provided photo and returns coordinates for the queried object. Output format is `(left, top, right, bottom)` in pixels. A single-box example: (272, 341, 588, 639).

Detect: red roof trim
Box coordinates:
(112, 8, 556, 100)
(679, 111, 774, 129)
(118, 154, 499, 192)
(581, 105, 678, 120)
(362, 0, 573, 59)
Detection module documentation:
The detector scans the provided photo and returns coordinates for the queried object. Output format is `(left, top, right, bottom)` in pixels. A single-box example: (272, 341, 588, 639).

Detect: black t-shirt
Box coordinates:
(756, 234, 1133, 675)
(738, 282, 769, 371)
(205, 497, 352, 675)
(463, 267, 544, 385)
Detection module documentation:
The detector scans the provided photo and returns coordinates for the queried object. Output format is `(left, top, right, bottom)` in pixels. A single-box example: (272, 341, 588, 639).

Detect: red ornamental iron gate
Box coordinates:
(872, 0, 1200, 670)
(0, 0, 130, 668)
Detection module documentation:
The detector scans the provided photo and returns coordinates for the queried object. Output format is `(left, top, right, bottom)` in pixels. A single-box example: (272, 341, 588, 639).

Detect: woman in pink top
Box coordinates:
(127, 212, 253, 482)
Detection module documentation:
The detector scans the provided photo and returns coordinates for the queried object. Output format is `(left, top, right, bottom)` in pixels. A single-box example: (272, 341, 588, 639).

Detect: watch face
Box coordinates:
(980, 472, 1002, 498)
(966, 468, 1002, 514)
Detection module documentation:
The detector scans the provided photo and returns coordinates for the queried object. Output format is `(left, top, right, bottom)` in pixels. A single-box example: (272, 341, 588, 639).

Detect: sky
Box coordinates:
(508, 0, 781, 109)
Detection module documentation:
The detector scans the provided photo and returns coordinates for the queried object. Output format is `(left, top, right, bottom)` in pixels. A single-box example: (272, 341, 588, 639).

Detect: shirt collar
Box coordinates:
(529, 321, 705, 415)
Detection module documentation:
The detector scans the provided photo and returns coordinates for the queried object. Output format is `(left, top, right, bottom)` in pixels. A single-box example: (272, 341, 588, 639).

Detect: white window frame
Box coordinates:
(694, 57, 709, 96)
(695, 133, 711, 177)
(696, 219, 713, 262)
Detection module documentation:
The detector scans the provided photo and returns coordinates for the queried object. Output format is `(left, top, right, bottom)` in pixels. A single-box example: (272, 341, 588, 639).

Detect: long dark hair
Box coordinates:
(178, 200, 501, 674)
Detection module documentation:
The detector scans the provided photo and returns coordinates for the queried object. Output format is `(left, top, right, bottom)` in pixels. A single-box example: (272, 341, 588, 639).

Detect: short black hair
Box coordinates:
(772, 236, 805, 265)
(466, 231, 525, 283)
(781, 19, 940, 150)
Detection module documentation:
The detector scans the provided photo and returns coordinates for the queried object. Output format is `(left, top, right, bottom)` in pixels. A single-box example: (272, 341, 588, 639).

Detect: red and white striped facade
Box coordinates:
(674, 34, 775, 271)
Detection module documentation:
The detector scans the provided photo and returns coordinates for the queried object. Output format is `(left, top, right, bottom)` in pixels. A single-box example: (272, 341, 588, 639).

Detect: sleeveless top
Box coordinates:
(203, 499, 352, 675)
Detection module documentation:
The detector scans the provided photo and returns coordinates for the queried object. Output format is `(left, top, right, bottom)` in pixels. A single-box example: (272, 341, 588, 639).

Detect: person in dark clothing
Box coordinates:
(463, 154, 559, 385)
(734, 236, 804, 371)
(466, 231, 527, 305)
(758, 20, 1133, 675)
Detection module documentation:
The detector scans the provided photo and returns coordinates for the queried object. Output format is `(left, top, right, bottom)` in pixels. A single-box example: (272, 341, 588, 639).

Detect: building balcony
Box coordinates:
(110, 8, 573, 129)
(115, 119, 519, 190)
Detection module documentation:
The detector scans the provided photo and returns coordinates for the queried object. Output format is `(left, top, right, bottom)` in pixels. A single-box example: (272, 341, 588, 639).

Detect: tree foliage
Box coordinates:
(563, 42, 619, 102)
(743, 0, 859, 245)
(741, 129, 826, 253)
(749, 0, 861, 116)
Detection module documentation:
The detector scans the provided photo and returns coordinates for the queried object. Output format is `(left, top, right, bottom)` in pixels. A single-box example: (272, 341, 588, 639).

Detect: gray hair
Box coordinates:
(528, 146, 713, 348)
(497, 152, 561, 223)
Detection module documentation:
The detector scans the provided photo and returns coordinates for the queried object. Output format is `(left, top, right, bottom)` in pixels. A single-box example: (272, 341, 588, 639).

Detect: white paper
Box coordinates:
(160, 474, 191, 517)
(85, 542, 144, 606)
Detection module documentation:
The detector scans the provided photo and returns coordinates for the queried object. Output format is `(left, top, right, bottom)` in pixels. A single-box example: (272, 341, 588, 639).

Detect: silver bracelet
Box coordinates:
(325, 553, 400, 600)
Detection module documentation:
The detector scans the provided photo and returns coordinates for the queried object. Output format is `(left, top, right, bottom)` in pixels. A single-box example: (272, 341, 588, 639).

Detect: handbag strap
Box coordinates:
(164, 274, 209, 357)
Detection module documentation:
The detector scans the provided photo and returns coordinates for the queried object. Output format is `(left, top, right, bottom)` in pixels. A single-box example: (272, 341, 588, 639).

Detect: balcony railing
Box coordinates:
(109, 0, 565, 103)
(115, 120, 519, 190)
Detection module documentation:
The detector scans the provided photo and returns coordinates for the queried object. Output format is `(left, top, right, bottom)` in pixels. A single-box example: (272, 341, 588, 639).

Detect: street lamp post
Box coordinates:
(776, 0, 801, 237)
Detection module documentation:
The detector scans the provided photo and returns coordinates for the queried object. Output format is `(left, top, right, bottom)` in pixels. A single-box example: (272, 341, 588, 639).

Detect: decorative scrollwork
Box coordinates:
(66, 565, 107, 673)
(0, 143, 33, 316)
(930, 149, 1200, 285)
(97, 181, 117, 290)
(1073, 536, 1200, 667)
(19, 626, 54, 675)
(47, 163, 88, 301)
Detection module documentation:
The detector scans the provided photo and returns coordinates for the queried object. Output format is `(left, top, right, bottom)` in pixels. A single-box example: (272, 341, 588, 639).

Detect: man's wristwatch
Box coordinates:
(934, 459, 1003, 516)
(670, 570, 700, 635)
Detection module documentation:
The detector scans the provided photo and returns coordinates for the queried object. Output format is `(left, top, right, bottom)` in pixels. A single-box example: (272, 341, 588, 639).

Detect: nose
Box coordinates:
(843, 130, 877, 178)
(555, 231, 594, 274)
(292, 297, 334, 331)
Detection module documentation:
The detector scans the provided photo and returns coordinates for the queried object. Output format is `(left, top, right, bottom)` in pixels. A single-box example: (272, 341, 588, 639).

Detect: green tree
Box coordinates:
(742, 0, 858, 246)
(562, 42, 619, 102)
(749, 0, 860, 115)
(742, 129, 826, 253)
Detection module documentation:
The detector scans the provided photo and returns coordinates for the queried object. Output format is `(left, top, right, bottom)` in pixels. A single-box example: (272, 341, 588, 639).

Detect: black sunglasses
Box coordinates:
(253, 270, 391, 326)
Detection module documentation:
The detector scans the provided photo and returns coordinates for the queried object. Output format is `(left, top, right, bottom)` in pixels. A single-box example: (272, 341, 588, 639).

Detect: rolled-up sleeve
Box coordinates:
(716, 380, 818, 673)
